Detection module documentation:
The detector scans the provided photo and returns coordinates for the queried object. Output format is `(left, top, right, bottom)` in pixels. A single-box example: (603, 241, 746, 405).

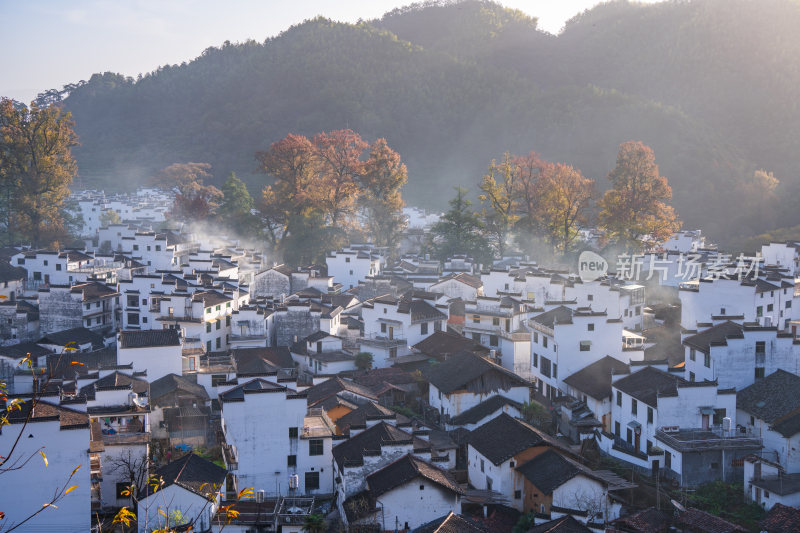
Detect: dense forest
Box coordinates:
(48, 0, 800, 247)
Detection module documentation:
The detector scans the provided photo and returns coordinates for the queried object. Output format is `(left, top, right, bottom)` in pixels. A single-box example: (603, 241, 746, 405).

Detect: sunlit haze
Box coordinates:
(0, 0, 659, 103)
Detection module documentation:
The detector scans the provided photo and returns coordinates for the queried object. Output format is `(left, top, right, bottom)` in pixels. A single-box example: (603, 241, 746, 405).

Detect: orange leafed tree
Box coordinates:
(597, 141, 680, 249)
(537, 163, 594, 254)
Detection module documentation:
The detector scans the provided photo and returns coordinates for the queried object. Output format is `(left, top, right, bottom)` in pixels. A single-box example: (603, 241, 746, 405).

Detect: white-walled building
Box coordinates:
(137, 453, 227, 533)
(326, 248, 382, 290)
(683, 322, 798, 389)
(529, 306, 642, 401)
(360, 295, 447, 368)
(219, 378, 335, 497)
(610, 364, 736, 458)
(426, 352, 530, 420)
(461, 296, 532, 378)
(0, 399, 91, 532)
(118, 329, 185, 381)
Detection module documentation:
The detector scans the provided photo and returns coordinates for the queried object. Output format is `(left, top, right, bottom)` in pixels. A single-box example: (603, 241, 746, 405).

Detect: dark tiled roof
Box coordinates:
(332, 421, 428, 468)
(351, 367, 417, 390)
(335, 401, 397, 431)
(79, 371, 149, 399)
(0, 261, 26, 283)
(0, 341, 53, 359)
(72, 281, 118, 300)
(771, 408, 800, 438)
(415, 512, 485, 533)
(150, 373, 209, 403)
(612, 366, 686, 408)
(397, 299, 447, 323)
(39, 327, 104, 348)
(312, 350, 354, 363)
(467, 413, 555, 465)
(737, 370, 800, 423)
(192, 290, 231, 307)
(683, 321, 744, 353)
(413, 331, 490, 359)
(532, 306, 573, 328)
(119, 329, 181, 349)
(424, 352, 529, 395)
(760, 503, 800, 533)
(433, 273, 483, 290)
(528, 516, 591, 533)
(609, 507, 671, 533)
(219, 378, 287, 402)
(147, 453, 227, 501)
(675, 508, 747, 533)
(233, 347, 294, 372)
(562, 356, 630, 401)
(367, 454, 463, 497)
(4, 399, 89, 429)
(515, 449, 598, 495)
(449, 395, 522, 426)
(306, 377, 378, 407)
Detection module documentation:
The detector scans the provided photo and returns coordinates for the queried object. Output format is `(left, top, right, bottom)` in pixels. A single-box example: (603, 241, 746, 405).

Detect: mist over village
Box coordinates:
(3, 1, 800, 532)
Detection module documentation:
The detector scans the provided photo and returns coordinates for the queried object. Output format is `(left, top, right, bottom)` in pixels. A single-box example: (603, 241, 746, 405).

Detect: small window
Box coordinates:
(689, 371, 695, 382)
(587, 323, 594, 331)
(615, 421, 620, 436)
(116, 482, 130, 499)
(421, 322, 428, 335)
(345, 257, 350, 263)
(206, 323, 211, 333)
(288, 455, 297, 467)
(543, 337, 548, 348)
(480, 459, 485, 473)
(305, 471, 320, 490)
(588, 294, 593, 301)
(533, 353, 538, 368)
(631, 398, 638, 415)
(704, 352, 711, 368)
(647, 407, 654, 424)
(381, 323, 387, 333)
(755, 367, 765, 379)
(419, 485, 425, 490)
(289, 427, 299, 439)
(309, 439, 324, 456)
(472, 314, 480, 324)
(690, 349, 696, 361)
(216, 305, 221, 311)
(533, 332, 538, 343)
(216, 338, 221, 349)
(492, 317, 500, 326)
(56, 264, 62, 271)
(580, 341, 591, 351)
(489, 335, 498, 347)
(514, 490, 521, 499)
(616, 391, 622, 407)
(216, 321, 221, 330)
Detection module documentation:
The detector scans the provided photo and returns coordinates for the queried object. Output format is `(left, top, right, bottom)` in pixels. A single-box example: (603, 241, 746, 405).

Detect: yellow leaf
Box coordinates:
(42, 503, 57, 509)
(70, 361, 84, 366)
(70, 464, 82, 476)
(40, 450, 48, 467)
(64, 486, 78, 495)
(237, 487, 254, 500)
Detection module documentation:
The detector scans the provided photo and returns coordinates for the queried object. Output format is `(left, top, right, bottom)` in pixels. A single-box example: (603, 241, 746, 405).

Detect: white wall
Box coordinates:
(0, 420, 90, 532)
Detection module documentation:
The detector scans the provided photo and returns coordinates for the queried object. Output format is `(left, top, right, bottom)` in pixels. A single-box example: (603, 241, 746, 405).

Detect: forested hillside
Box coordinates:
(53, 0, 800, 244)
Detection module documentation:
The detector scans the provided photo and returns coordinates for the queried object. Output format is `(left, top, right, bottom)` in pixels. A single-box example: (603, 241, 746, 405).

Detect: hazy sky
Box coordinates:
(1, 1, 658, 103)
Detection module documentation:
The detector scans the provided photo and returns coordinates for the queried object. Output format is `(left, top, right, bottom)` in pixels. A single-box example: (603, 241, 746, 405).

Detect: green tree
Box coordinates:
(430, 187, 491, 265)
(355, 352, 374, 371)
(99, 209, 121, 227)
(0, 98, 78, 247)
(219, 172, 259, 236)
(597, 141, 680, 250)
(302, 513, 326, 533)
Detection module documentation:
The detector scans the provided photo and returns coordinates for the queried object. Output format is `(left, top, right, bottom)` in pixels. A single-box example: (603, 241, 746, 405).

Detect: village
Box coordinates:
(0, 186, 796, 533)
